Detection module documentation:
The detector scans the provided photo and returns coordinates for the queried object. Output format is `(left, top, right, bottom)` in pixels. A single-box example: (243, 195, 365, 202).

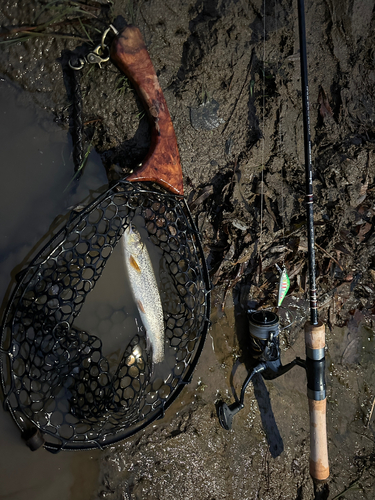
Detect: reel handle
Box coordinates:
(305, 321, 329, 482)
(110, 25, 184, 195)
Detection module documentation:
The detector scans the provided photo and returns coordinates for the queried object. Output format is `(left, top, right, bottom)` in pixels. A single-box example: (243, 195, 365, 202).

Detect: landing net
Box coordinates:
(0, 180, 210, 452)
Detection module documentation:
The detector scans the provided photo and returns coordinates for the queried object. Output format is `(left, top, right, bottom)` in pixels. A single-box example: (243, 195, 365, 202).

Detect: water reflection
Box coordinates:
(0, 76, 106, 499)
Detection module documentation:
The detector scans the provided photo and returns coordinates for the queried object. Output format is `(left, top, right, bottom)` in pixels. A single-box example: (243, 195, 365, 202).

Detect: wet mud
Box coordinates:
(1, 0, 375, 499)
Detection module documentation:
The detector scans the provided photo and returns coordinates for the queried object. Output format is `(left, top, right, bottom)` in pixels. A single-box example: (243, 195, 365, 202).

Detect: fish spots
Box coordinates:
(129, 255, 141, 273)
(137, 300, 146, 313)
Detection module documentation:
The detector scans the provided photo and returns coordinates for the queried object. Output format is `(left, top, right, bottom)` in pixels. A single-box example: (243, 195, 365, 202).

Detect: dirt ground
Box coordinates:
(1, 0, 375, 499)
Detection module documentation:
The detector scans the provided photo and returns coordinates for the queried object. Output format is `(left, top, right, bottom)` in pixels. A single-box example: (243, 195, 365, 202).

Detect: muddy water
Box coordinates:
(0, 77, 107, 500)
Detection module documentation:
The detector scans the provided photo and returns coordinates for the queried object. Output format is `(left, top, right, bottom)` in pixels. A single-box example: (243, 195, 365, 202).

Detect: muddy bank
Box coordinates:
(1, 0, 375, 499)
(96, 293, 375, 500)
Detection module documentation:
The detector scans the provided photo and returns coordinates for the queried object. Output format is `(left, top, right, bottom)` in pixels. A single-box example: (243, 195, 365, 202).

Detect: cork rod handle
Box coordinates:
(110, 25, 184, 195)
(305, 321, 329, 481)
(308, 398, 329, 480)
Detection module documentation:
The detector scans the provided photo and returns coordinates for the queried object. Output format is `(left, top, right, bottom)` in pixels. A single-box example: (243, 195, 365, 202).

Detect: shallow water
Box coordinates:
(0, 76, 107, 499)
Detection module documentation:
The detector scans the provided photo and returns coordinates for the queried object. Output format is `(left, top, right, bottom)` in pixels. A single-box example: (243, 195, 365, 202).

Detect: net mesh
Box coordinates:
(0, 180, 210, 451)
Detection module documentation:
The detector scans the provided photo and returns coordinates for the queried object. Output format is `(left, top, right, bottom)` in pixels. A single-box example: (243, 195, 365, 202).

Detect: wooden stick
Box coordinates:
(110, 25, 184, 195)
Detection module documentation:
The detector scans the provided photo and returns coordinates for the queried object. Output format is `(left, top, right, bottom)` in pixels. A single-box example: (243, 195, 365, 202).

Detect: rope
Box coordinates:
(69, 64, 85, 177)
(62, 50, 86, 181)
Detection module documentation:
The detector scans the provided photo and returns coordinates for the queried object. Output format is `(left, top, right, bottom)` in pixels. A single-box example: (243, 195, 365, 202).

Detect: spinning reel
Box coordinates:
(218, 309, 305, 430)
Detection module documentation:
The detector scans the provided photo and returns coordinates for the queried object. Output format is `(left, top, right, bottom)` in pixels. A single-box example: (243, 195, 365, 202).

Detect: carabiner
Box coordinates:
(69, 24, 118, 70)
(101, 24, 119, 51)
(86, 44, 110, 67)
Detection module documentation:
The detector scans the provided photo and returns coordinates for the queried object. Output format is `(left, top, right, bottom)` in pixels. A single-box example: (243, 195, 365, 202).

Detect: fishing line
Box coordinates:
(279, 306, 296, 330)
(273, 0, 290, 309)
(219, 1, 329, 483)
(259, 0, 266, 255)
(275, 0, 286, 269)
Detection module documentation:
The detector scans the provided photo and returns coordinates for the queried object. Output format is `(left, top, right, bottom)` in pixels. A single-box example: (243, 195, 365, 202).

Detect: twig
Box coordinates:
(221, 48, 255, 135)
(0, 32, 88, 45)
(64, 143, 92, 192)
(366, 396, 375, 428)
(331, 478, 362, 500)
(220, 260, 248, 310)
(315, 242, 343, 271)
(0, 5, 99, 40)
(0, 16, 94, 37)
(83, 118, 103, 126)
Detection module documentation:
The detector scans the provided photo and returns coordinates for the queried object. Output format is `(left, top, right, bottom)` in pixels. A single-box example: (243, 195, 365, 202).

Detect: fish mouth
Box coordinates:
(126, 223, 135, 235)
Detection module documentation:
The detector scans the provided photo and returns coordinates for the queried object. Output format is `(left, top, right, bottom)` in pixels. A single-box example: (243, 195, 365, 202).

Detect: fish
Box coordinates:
(121, 224, 164, 364)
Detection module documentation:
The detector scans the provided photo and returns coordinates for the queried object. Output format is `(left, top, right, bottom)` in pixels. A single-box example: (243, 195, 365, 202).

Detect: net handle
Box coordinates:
(110, 25, 184, 195)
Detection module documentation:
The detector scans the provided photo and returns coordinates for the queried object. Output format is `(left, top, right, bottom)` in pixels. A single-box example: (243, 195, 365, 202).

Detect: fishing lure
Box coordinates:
(276, 263, 290, 307)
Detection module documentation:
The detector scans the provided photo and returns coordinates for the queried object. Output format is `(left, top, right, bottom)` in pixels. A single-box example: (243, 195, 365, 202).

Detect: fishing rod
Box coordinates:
(297, 0, 329, 482)
(218, 0, 329, 485)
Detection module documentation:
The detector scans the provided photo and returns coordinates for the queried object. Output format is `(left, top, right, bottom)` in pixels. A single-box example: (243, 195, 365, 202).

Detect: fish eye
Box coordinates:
(127, 223, 139, 237)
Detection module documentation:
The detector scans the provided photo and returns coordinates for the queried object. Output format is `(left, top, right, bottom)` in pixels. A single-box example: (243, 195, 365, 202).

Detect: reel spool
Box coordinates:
(248, 310, 280, 365)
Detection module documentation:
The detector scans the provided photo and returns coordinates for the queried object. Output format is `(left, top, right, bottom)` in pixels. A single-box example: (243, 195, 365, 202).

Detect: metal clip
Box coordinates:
(69, 24, 118, 70)
(85, 44, 110, 67)
(69, 57, 86, 71)
(86, 24, 118, 67)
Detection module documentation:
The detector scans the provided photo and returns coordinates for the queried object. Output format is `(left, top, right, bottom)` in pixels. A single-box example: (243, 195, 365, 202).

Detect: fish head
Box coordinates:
(124, 223, 144, 256)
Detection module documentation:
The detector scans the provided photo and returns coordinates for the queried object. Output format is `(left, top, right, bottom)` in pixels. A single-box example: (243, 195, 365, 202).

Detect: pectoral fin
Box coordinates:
(129, 255, 141, 273)
(137, 299, 146, 313)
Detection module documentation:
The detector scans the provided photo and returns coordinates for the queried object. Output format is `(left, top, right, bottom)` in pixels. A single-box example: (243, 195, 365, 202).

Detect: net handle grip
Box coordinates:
(110, 25, 184, 195)
(305, 321, 329, 482)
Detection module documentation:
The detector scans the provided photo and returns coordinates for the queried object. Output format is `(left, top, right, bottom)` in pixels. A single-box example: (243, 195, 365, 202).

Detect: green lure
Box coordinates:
(276, 264, 290, 307)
